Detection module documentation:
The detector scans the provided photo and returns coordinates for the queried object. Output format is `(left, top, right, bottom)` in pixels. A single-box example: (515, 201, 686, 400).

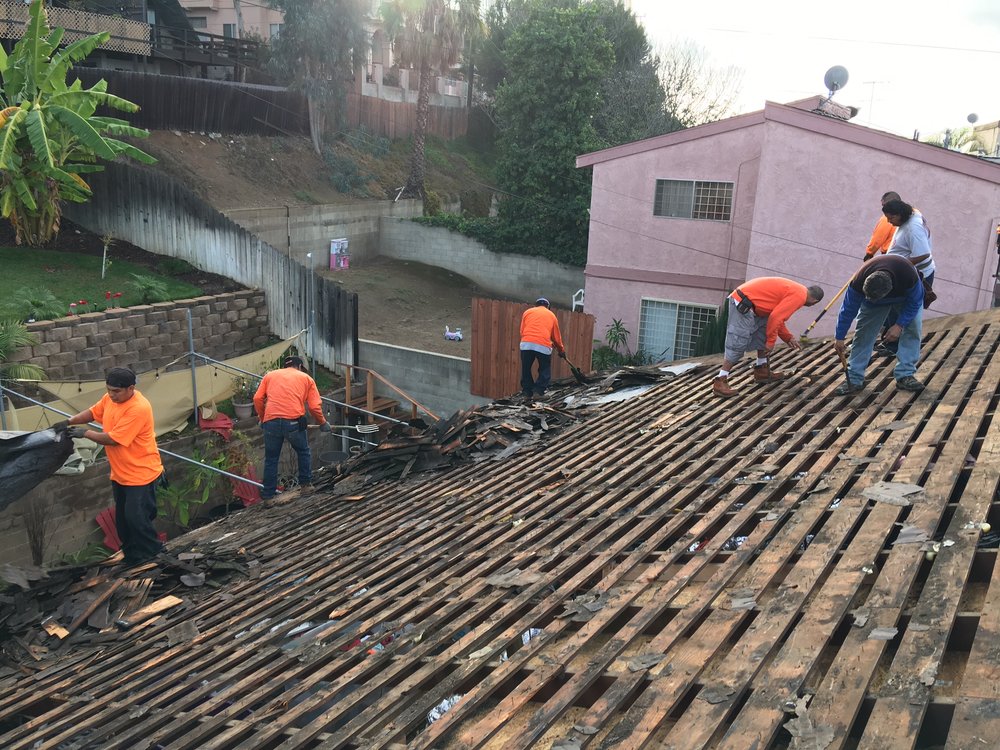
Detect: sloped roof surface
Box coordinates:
(1, 310, 999, 748)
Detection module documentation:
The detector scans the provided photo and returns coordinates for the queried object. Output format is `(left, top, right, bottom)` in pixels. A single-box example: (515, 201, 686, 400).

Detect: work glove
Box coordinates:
(557, 350, 567, 359)
(51, 419, 69, 431)
(863, 253, 873, 261)
(67, 426, 89, 440)
(319, 422, 333, 433)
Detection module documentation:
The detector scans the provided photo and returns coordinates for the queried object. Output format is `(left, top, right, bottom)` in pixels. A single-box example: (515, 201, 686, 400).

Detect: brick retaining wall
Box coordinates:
(9, 291, 270, 380)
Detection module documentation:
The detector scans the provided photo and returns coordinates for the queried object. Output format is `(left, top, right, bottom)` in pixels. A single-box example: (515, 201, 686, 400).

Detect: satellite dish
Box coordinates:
(824, 65, 849, 95)
(968, 113, 979, 124)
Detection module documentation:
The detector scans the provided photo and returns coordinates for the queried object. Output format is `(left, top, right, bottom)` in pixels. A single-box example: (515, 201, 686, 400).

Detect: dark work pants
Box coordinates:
(520, 349, 552, 396)
(262, 418, 312, 498)
(112, 479, 163, 564)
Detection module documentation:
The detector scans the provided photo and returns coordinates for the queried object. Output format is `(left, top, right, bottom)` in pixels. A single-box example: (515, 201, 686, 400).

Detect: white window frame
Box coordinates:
(653, 178, 734, 222)
(637, 297, 718, 362)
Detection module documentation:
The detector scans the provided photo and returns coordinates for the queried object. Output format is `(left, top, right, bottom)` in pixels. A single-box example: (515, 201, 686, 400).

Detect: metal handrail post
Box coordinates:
(187, 309, 199, 426)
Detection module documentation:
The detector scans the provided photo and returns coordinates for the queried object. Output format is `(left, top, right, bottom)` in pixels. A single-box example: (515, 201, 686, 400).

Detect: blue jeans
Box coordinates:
(848, 301, 922, 386)
(262, 418, 311, 498)
(520, 349, 552, 396)
(881, 272, 932, 351)
(112, 479, 163, 564)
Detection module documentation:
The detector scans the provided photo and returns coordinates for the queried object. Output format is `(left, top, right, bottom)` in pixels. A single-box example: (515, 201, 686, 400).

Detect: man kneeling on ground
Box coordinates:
(833, 254, 925, 396)
(713, 278, 824, 398)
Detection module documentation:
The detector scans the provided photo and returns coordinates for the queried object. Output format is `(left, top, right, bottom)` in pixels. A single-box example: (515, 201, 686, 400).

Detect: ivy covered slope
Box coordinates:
(0, 0, 155, 247)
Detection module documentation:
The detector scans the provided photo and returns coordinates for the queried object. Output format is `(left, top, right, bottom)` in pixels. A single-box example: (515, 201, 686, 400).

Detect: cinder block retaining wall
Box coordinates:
(359, 339, 491, 419)
(8, 291, 269, 381)
(378, 219, 585, 305)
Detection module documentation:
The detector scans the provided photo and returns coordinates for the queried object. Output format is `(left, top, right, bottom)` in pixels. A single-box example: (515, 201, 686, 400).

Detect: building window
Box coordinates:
(654, 179, 733, 221)
(223, 23, 236, 38)
(638, 298, 717, 362)
(190, 16, 207, 29)
(269, 23, 283, 38)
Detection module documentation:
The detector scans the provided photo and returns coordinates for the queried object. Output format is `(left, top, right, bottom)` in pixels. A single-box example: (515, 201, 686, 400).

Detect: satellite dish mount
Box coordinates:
(822, 65, 849, 107)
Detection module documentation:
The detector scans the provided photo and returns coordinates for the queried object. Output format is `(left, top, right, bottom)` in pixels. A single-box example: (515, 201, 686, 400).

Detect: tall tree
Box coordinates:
(494, 2, 612, 265)
(0, 0, 155, 246)
(922, 126, 988, 154)
(269, 0, 369, 155)
(658, 41, 742, 129)
(381, 0, 481, 199)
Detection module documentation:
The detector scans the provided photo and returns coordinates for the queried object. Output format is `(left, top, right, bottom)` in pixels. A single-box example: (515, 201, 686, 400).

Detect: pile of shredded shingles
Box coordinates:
(0, 366, 690, 672)
(321, 366, 688, 494)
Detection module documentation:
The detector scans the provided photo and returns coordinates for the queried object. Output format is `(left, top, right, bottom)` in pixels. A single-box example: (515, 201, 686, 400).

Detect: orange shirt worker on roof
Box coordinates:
(63, 367, 165, 566)
(253, 355, 331, 500)
(520, 297, 566, 400)
(713, 278, 824, 398)
(864, 190, 901, 260)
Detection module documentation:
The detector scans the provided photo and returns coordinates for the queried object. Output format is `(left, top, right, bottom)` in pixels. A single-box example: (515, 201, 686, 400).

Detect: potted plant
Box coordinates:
(231, 374, 259, 421)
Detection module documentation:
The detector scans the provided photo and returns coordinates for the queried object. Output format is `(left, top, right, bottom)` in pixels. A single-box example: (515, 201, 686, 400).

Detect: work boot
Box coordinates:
(895, 376, 925, 392)
(713, 376, 737, 398)
(753, 364, 788, 383)
(834, 380, 864, 396)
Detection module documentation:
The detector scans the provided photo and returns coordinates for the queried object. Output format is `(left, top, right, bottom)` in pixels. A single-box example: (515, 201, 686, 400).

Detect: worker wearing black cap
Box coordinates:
(253, 355, 331, 499)
(519, 297, 566, 400)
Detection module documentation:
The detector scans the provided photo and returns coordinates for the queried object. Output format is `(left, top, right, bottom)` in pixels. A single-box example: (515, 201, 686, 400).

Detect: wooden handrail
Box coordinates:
(337, 363, 440, 422)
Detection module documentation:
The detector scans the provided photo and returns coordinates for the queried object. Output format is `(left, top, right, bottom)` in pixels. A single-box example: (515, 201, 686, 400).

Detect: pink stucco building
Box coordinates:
(577, 98, 1000, 361)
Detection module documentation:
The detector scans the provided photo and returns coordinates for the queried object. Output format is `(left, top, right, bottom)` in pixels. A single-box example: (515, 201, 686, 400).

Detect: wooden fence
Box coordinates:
(64, 162, 358, 371)
(345, 91, 468, 140)
(471, 298, 594, 399)
(73, 68, 309, 135)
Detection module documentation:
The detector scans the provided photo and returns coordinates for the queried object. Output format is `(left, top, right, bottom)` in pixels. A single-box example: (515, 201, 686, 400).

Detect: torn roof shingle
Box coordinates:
(1, 309, 999, 749)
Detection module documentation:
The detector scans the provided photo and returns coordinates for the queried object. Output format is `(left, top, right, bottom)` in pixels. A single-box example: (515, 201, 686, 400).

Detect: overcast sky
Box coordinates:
(627, 0, 1000, 138)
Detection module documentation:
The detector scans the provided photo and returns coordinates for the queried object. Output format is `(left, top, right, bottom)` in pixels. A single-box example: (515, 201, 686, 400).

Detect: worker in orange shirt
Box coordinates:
(63, 368, 164, 565)
(713, 278, 824, 398)
(519, 297, 566, 400)
(253, 355, 331, 499)
(864, 191, 901, 260)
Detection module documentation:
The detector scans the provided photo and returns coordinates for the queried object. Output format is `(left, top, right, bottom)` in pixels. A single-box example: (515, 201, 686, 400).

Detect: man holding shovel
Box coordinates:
(713, 278, 824, 398)
(519, 297, 566, 400)
(833, 254, 925, 396)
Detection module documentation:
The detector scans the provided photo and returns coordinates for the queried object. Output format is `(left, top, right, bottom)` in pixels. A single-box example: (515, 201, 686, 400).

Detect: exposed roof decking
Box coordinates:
(1, 311, 999, 748)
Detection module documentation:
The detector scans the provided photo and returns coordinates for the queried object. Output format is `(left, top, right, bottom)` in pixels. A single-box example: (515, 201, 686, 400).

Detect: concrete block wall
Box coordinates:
(225, 198, 462, 273)
(359, 339, 491, 420)
(8, 291, 269, 380)
(379, 219, 585, 305)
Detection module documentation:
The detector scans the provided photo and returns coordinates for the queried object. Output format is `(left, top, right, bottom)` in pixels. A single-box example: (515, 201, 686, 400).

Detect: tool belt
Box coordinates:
(735, 289, 755, 314)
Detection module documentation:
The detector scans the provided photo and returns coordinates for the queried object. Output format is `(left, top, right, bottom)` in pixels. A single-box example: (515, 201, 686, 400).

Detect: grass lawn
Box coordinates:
(0, 246, 203, 319)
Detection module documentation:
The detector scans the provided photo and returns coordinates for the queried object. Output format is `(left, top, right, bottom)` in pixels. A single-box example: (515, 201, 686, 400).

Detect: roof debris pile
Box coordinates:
(0, 546, 260, 675)
(322, 365, 687, 493)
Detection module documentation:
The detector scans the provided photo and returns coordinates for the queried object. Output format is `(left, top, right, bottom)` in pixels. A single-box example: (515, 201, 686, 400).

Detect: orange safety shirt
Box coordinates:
(520, 305, 565, 353)
(253, 367, 325, 423)
(731, 277, 808, 348)
(90, 390, 163, 486)
(865, 215, 896, 257)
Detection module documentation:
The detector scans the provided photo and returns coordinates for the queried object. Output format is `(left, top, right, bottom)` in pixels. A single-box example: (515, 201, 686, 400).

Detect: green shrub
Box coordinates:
(423, 190, 443, 217)
(323, 148, 369, 194)
(157, 258, 196, 277)
(5, 286, 64, 322)
(413, 213, 584, 266)
(129, 274, 171, 304)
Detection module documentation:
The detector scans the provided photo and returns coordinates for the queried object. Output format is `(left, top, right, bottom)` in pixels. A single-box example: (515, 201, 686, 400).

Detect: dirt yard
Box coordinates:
(322, 256, 482, 357)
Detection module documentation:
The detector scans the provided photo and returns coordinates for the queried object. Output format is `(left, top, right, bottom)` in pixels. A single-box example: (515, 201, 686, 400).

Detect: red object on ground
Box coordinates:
(96, 507, 121, 551)
(199, 411, 234, 442)
(231, 465, 262, 506)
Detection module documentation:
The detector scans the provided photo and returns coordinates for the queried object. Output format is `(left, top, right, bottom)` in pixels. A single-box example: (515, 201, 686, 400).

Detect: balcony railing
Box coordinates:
(0, 1, 151, 55)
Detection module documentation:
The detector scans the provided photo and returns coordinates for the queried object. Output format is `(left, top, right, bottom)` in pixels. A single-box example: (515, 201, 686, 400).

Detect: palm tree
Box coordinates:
(0, 0, 155, 246)
(923, 126, 987, 155)
(381, 0, 481, 200)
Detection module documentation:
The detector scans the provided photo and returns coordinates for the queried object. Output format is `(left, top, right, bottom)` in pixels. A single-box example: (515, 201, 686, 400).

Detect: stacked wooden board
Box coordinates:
(0, 309, 997, 749)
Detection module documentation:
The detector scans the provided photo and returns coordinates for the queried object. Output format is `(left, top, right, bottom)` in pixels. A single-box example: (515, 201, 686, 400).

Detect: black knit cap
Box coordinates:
(284, 355, 305, 368)
(105, 367, 137, 388)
